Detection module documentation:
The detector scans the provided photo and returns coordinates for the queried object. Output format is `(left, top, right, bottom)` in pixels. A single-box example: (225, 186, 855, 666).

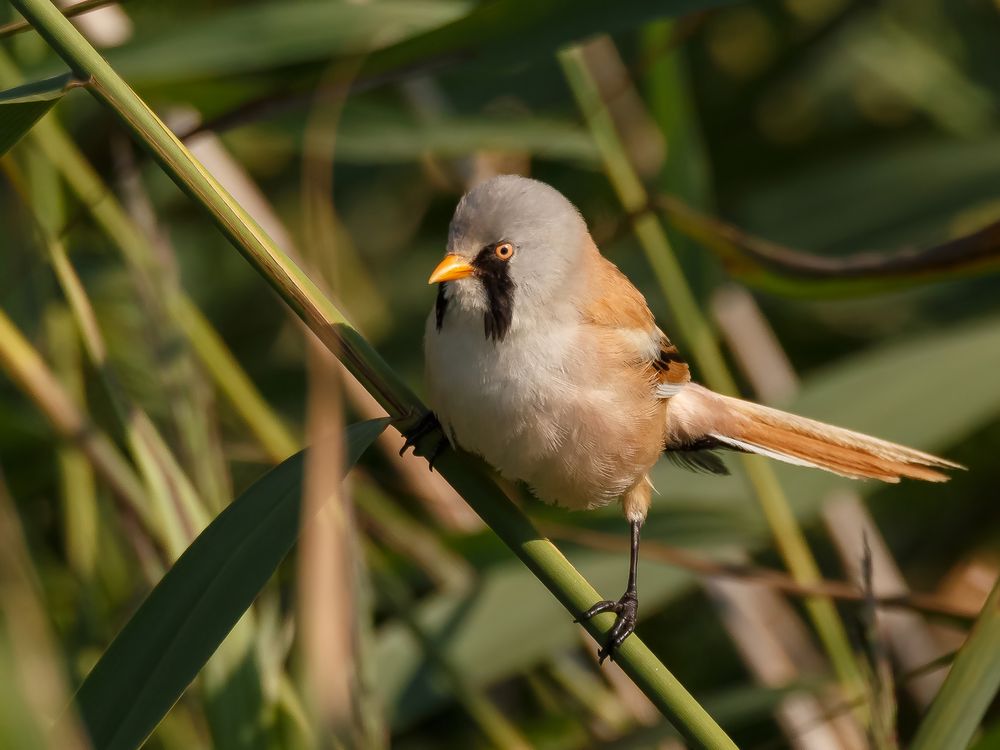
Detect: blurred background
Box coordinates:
(2, 0, 999, 748)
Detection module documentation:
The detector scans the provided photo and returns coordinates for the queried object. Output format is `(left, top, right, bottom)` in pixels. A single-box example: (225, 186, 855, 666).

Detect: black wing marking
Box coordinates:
(663, 436, 749, 475)
(652, 334, 691, 396)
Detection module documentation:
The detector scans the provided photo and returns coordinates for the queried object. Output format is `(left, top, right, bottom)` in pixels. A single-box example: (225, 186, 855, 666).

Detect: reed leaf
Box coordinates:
(73, 418, 389, 750)
(909, 577, 1000, 750)
(0, 71, 81, 154)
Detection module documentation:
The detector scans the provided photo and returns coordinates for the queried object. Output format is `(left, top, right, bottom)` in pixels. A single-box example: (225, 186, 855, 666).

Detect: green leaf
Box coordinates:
(606, 683, 817, 749)
(102, 1, 468, 83)
(0, 71, 81, 155)
(73, 418, 389, 750)
(334, 110, 600, 164)
(910, 577, 1000, 750)
(97, 0, 728, 85)
(658, 196, 1000, 298)
(378, 541, 712, 729)
(231, 107, 600, 165)
(734, 136, 1000, 253)
(361, 0, 730, 81)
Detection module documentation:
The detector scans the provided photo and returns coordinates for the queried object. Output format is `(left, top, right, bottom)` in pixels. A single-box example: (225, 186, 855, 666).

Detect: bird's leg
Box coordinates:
(576, 519, 641, 664)
(398, 410, 449, 470)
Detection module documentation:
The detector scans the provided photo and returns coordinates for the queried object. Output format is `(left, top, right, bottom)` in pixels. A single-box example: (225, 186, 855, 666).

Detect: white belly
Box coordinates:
(424, 312, 648, 509)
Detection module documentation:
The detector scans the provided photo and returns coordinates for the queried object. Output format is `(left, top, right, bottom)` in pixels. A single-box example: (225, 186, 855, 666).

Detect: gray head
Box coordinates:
(428, 175, 589, 340)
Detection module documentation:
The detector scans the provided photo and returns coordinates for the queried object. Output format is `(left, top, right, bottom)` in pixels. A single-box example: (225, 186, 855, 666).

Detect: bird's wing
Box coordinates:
(651, 332, 691, 398)
(581, 250, 731, 473)
(581, 252, 656, 331)
(580, 251, 692, 397)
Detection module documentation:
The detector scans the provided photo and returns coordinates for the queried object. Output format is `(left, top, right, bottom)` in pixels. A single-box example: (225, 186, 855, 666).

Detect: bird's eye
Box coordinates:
(494, 242, 514, 260)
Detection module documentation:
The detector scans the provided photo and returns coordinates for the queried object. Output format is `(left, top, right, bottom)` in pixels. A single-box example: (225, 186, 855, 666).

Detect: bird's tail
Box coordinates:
(666, 384, 963, 483)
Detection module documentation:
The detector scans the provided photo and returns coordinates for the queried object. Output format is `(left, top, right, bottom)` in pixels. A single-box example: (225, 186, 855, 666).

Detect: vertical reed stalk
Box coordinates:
(559, 43, 866, 707)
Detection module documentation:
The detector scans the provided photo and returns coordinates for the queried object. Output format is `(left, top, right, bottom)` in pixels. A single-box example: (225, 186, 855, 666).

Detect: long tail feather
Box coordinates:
(665, 384, 963, 483)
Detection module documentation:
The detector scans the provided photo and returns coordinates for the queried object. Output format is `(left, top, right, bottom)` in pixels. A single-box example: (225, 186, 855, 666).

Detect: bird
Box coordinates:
(408, 174, 962, 663)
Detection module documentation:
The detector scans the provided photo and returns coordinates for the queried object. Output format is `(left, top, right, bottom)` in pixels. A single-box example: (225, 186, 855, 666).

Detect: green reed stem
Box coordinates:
(559, 44, 866, 707)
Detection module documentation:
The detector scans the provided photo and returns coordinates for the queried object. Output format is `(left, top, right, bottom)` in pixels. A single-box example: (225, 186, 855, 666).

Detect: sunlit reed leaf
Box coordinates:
(102, 0, 468, 82)
(0, 71, 81, 155)
(910, 577, 1000, 750)
(72, 419, 389, 750)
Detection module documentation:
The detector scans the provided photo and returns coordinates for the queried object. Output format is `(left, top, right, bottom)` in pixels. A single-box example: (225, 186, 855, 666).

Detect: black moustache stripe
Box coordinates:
(433, 246, 515, 341)
(435, 282, 449, 331)
(473, 244, 515, 342)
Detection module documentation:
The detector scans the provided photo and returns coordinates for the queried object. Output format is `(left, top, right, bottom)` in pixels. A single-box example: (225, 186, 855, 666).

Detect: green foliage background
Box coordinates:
(1, 0, 999, 748)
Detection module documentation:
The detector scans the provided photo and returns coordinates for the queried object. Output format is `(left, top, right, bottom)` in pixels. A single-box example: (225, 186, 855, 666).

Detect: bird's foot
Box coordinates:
(398, 410, 448, 471)
(576, 590, 638, 664)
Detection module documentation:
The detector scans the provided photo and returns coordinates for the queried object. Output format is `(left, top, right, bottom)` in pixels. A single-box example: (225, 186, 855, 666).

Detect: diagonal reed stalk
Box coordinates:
(559, 43, 866, 707)
(9, 0, 738, 747)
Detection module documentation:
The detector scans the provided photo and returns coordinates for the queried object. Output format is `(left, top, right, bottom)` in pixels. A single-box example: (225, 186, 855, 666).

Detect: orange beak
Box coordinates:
(428, 254, 475, 284)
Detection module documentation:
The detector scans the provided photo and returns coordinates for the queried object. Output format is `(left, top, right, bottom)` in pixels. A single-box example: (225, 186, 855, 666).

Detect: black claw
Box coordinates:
(574, 599, 620, 623)
(581, 590, 638, 664)
(399, 411, 448, 471)
(427, 442, 445, 471)
(584, 519, 643, 664)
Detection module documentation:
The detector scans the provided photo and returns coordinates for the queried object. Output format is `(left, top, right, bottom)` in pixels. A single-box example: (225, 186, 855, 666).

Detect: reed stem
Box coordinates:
(559, 43, 866, 707)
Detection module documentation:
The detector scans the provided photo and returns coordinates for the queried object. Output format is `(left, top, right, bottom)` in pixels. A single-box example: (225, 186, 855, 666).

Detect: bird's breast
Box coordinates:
(424, 312, 664, 510)
(426, 313, 575, 463)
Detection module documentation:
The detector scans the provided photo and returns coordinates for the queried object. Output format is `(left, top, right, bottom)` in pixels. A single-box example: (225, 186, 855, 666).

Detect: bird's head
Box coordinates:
(428, 175, 588, 340)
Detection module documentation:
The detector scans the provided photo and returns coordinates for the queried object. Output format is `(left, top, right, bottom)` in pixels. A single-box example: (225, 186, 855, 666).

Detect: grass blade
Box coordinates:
(195, 0, 731, 136)
(72, 418, 389, 750)
(44, 306, 100, 580)
(102, 0, 464, 83)
(0, 475, 89, 750)
(909, 576, 1000, 750)
(361, 0, 729, 80)
(654, 194, 1000, 298)
(0, 71, 81, 154)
